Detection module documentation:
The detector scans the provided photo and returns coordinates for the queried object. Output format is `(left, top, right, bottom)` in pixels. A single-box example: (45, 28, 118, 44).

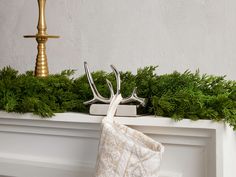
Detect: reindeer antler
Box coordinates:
(84, 62, 145, 106)
(84, 62, 110, 105)
(121, 87, 146, 106)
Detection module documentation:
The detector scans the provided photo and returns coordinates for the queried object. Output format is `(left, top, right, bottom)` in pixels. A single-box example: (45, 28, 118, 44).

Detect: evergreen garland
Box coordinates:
(1, 66, 236, 130)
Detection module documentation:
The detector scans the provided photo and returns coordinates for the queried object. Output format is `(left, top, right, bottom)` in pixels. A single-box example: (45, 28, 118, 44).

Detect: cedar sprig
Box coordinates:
(0, 66, 236, 130)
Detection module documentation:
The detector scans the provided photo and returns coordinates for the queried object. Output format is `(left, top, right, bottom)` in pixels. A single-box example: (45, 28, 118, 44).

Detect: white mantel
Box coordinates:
(0, 111, 235, 177)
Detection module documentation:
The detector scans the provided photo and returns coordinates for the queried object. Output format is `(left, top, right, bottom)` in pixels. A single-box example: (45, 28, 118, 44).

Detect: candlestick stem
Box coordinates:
(38, 0, 47, 36)
(24, 0, 59, 77)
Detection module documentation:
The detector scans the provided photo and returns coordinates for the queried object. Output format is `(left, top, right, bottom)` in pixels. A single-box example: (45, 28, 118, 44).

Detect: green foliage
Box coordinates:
(1, 66, 236, 130)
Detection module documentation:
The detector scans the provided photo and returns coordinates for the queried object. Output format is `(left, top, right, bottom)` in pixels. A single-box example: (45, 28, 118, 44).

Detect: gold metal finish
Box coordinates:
(24, 0, 59, 77)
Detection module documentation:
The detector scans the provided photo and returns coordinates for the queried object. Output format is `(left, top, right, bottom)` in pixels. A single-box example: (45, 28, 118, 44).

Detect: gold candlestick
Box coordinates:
(24, 0, 59, 77)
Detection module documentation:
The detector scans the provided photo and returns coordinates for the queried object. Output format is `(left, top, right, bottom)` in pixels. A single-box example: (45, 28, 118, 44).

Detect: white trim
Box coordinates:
(159, 171, 182, 177)
(0, 111, 224, 129)
(0, 152, 182, 177)
(0, 111, 233, 177)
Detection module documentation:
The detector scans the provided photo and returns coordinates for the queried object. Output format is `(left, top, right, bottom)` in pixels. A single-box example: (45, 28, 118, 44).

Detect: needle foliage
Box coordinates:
(1, 66, 236, 130)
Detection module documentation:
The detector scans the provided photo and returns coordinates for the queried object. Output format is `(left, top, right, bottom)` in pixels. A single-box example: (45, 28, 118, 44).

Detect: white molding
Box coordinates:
(0, 111, 234, 177)
(0, 152, 182, 177)
(159, 171, 182, 177)
(0, 154, 94, 177)
(0, 111, 224, 129)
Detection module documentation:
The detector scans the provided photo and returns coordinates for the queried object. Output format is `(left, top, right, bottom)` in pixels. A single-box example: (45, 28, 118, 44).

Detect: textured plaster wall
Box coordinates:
(0, 0, 236, 79)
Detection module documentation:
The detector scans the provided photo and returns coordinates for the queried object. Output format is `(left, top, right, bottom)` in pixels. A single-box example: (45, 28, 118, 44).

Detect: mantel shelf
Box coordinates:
(0, 111, 224, 129)
(0, 111, 235, 177)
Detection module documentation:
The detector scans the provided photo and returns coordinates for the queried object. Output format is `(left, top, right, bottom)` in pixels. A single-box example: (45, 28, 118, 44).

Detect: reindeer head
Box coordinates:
(83, 62, 146, 106)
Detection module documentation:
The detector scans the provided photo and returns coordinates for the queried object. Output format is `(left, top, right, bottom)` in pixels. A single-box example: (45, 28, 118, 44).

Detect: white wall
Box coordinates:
(0, 0, 236, 79)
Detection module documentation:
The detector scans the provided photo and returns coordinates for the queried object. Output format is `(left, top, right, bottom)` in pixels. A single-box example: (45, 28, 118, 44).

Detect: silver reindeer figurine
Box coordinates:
(84, 62, 146, 107)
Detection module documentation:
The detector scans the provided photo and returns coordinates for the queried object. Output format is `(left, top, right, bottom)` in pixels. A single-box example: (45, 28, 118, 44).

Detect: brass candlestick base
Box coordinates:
(24, 0, 59, 77)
